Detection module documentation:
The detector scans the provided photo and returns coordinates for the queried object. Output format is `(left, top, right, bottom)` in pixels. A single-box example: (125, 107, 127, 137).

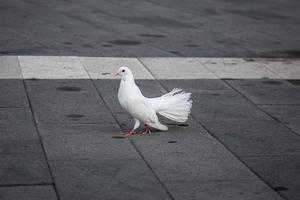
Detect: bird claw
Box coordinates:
(122, 130, 136, 137)
(140, 127, 151, 135)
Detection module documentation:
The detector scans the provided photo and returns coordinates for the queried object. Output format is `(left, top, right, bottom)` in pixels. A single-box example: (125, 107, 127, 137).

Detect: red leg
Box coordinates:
(140, 125, 151, 135)
(122, 129, 136, 137)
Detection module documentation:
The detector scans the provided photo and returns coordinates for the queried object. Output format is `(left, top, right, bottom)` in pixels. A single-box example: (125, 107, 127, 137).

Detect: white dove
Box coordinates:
(116, 66, 192, 137)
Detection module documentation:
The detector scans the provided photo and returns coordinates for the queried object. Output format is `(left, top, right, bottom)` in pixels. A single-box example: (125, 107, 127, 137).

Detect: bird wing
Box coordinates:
(127, 97, 158, 124)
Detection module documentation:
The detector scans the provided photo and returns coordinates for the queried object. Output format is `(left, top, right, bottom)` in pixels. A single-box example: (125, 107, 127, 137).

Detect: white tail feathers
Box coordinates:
(150, 88, 192, 122)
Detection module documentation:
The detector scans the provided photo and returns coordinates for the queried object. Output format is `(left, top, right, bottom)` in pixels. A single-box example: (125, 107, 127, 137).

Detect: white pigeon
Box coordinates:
(116, 66, 192, 137)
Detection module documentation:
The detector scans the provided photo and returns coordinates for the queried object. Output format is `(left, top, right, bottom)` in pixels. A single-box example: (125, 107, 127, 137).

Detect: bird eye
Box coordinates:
(122, 69, 125, 72)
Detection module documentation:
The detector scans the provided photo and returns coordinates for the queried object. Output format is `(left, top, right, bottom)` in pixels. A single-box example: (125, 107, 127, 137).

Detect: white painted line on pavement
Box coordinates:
(139, 57, 218, 79)
(80, 57, 154, 79)
(0, 56, 23, 79)
(200, 58, 281, 79)
(0, 56, 298, 79)
(18, 56, 89, 79)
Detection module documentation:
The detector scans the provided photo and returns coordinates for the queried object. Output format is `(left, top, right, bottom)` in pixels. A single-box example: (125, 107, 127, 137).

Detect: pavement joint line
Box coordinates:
(192, 120, 289, 200)
(22, 80, 61, 200)
(88, 77, 175, 200)
(0, 183, 53, 188)
(16, 56, 24, 79)
(240, 154, 300, 158)
(199, 59, 223, 79)
(138, 58, 286, 199)
(223, 79, 300, 138)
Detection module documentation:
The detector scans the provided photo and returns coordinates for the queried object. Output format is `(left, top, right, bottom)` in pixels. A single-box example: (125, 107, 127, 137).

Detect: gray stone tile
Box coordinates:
(243, 155, 300, 200)
(38, 123, 140, 161)
(1, 0, 300, 56)
(0, 139, 52, 185)
(25, 80, 115, 124)
(259, 105, 300, 135)
(131, 118, 234, 158)
(191, 90, 270, 122)
(0, 185, 57, 200)
(130, 143, 257, 182)
(160, 79, 231, 93)
(0, 80, 28, 108)
(201, 120, 300, 156)
(227, 79, 300, 105)
(165, 180, 283, 200)
(0, 108, 37, 140)
(130, 118, 258, 182)
(50, 159, 171, 200)
(0, 108, 34, 125)
(0, 125, 38, 140)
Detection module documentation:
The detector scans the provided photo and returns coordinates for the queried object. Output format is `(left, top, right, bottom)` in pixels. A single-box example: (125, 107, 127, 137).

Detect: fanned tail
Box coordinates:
(149, 88, 192, 122)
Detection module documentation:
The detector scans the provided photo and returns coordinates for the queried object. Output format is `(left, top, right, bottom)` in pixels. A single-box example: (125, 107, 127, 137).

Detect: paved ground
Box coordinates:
(1, 1, 300, 200)
(0, 56, 299, 200)
(1, 0, 300, 57)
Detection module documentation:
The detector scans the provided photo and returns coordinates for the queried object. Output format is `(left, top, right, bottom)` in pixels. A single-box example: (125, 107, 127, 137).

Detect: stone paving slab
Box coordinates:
(0, 80, 28, 108)
(263, 59, 300, 79)
(259, 105, 300, 135)
(131, 121, 258, 182)
(19, 56, 89, 79)
(80, 57, 154, 79)
(227, 79, 300, 105)
(242, 155, 300, 200)
(0, 107, 50, 186)
(0, 139, 51, 185)
(0, 108, 34, 125)
(1, 1, 300, 56)
(165, 180, 283, 200)
(191, 89, 270, 122)
(25, 79, 115, 124)
(1, 56, 300, 200)
(200, 58, 280, 79)
(50, 159, 171, 200)
(200, 120, 300, 157)
(38, 123, 138, 161)
(139, 57, 218, 79)
(0, 56, 22, 79)
(93, 79, 285, 199)
(0, 185, 57, 200)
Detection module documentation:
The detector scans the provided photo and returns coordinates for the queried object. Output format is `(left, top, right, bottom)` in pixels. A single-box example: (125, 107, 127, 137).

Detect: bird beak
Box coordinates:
(115, 72, 119, 76)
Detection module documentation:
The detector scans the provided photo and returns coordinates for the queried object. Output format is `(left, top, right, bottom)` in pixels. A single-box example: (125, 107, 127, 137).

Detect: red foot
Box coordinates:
(122, 130, 136, 137)
(140, 126, 151, 135)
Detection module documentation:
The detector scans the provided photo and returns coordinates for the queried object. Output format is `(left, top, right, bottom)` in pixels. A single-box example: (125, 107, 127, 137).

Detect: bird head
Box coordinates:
(115, 66, 132, 78)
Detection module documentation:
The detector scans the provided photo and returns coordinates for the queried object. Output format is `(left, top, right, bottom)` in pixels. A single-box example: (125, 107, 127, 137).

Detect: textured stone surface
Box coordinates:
(19, 56, 89, 79)
(0, 0, 299, 56)
(0, 56, 22, 78)
(139, 57, 218, 79)
(243, 155, 300, 200)
(38, 123, 140, 161)
(259, 105, 300, 135)
(25, 80, 115, 124)
(50, 160, 171, 200)
(0, 185, 57, 200)
(201, 120, 300, 156)
(80, 57, 154, 79)
(0, 139, 52, 185)
(0, 80, 28, 107)
(191, 90, 270, 122)
(165, 180, 283, 200)
(227, 79, 300, 104)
